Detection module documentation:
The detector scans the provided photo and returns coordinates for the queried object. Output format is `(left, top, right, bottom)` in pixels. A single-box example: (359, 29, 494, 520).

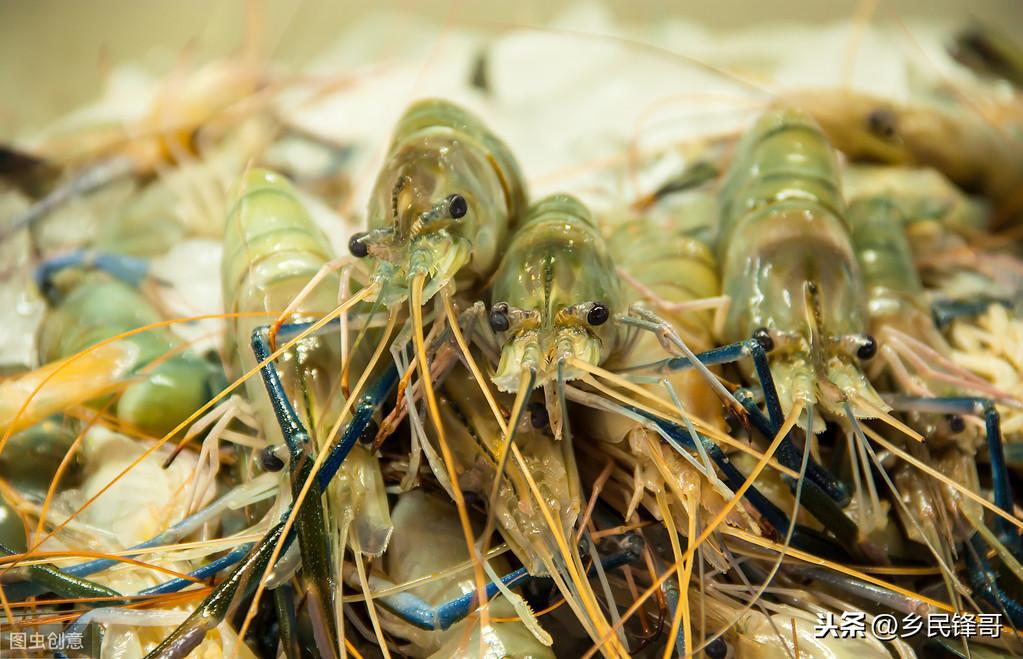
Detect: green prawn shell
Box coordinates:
(717, 108, 882, 421)
(490, 194, 622, 392)
(365, 99, 527, 304)
(221, 167, 393, 554)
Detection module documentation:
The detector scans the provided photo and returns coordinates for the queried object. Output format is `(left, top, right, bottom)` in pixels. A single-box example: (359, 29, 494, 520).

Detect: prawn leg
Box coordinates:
(614, 305, 744, 418)
(628, 336, 883, 557)
(0, 542, 126, 607)
(647, 413, 852, 560)
(252, 321, 402, 482)
(885, 395, 1017, 549)
(580, 384, 848, 556)
(880, 390, 1023, 623)
(629, 335, 851, 505)
(732, 389, 863, 549)
(35, 249, 151, 299)
(55, 542, 258, 659)
(251, 325, 314, 460)
(250, 325, 349, 657)
(272, 316, 362, 345)
(651, 551, 686, 658)
(274, 582, 302, 659)
(0, 155, 136, 243)
(139, 542, 254, 596)
(966, 533, 1023, 626)
(640, 160, 720, 207)
(145, 363, 397, 659)
(145, 521, 288, 659)
(365, 530, 643, 631)
(4, 481, 268, 600)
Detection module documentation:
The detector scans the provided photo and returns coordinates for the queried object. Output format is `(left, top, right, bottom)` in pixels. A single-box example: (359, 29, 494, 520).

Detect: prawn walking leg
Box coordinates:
(626, 336, 850, 504)
(144, 363, 398, 658)
(885, 394, 1016, 546)
(35, 250, 151, 299)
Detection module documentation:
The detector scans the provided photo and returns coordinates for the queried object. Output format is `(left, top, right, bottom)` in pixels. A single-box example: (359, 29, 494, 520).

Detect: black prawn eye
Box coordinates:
(587, 303, 610, 326)
(349, 232, 370, 258)
(705, 637, 728, 659)
(867, 108, 897, 140)
(447, 194, 468, 219)
(489, 303, 510, 332)
(753, 327, 774, 352)
(857, 334, 877, 360)
(359, 418, 379, 445)
(528, 401, 549, 429)
(260, 446, 285, 472)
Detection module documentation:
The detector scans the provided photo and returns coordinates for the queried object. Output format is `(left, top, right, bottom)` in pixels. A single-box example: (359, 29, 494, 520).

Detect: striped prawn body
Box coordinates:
(221, 168, 391, 552)
(717, 107, 883, 425)
(489, 193, 623, 392)
(221, 168, 344, 437)
(355, 99, 527, 305)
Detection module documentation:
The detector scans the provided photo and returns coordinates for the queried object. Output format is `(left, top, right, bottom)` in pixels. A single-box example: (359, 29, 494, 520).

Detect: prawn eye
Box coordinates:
(587, 303, 610, 326)
(705, 638, 728, 659)
(349, 232, 370, 258)
(528, 401, 549, 429)
(867, 108, 897, 140)
(753, 327, 774, 352)
(857, 334, 877, 360)
(447, 194, 468, 219)
(489, 303, 510, 332)
(359, 418, 379, 445)
(259, 446, 285, 472)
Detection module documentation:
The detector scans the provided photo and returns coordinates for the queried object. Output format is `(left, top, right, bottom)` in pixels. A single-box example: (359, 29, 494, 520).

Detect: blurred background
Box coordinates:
(1, 0, 1021, 140)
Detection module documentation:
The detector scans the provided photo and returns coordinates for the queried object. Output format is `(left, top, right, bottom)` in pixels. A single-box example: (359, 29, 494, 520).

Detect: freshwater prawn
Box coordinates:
(847, 191, 1023, 625)
(149, 98, 529, 657)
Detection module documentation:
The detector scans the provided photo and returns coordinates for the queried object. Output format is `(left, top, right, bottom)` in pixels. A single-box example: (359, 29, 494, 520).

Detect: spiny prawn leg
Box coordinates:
(35, 249, 151, 300)
(143, 359, 399, 659)
(966, 534, 1023, 627)
(885, 394, 1017, 550)
(650, 413, 852, 559)
(251, 324, 339, 652)
(144, 522, 288, 659)
(364, 530, 644, 631)
(627, 333, 850, 506)
(251, 325, 314, 463)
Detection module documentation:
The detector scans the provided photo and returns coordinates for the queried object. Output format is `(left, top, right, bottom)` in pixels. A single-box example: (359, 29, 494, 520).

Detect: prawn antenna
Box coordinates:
(391, 174, 412, 230)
